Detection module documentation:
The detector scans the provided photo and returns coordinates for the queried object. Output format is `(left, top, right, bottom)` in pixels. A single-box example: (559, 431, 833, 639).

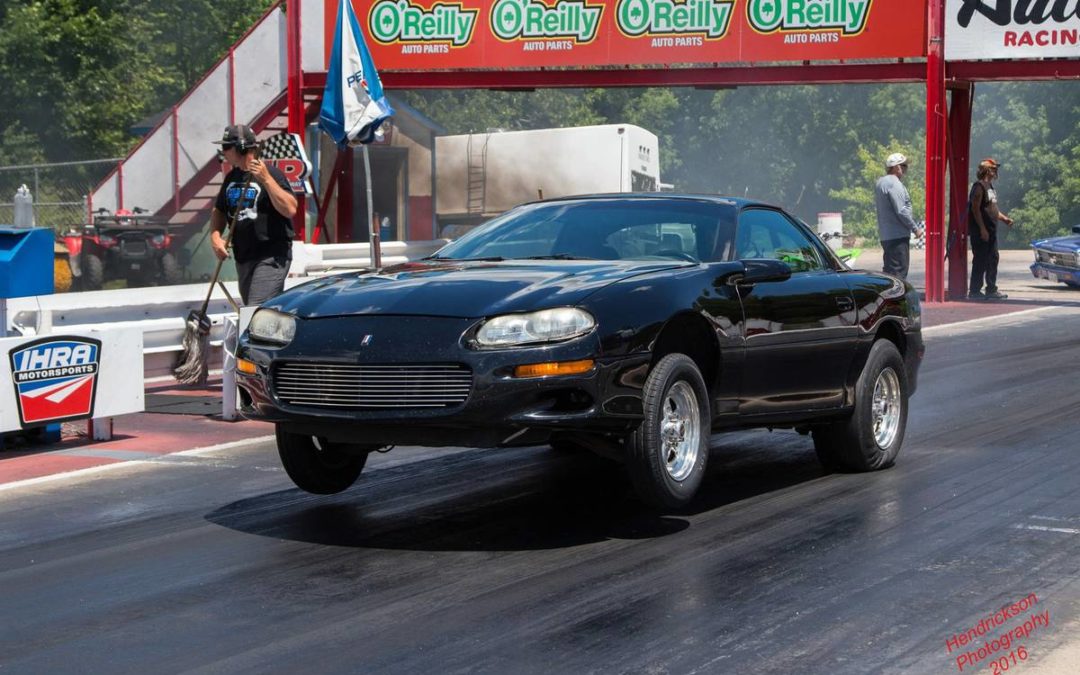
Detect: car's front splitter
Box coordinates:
(1031, 262, 1080, 286)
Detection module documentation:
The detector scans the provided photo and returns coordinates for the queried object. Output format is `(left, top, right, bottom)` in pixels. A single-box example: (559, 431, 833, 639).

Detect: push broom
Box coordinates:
(173, 170, 255, 386)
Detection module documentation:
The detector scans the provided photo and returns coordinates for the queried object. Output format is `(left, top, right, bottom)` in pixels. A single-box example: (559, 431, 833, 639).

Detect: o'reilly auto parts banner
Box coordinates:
(946, 0, 1080, 60)
(327, 0, 928, 71)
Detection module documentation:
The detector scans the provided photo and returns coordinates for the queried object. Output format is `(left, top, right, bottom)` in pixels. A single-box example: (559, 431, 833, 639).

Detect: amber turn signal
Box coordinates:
(513, 359, 595, 379)
(236, 358, 258, 375)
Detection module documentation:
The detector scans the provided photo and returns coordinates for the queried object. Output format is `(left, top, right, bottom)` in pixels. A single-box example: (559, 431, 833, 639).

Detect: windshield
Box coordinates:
(432, 198, 736, 263)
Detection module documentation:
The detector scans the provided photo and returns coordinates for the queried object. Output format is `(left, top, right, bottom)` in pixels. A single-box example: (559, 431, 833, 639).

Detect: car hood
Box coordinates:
(1032, 234, 1080, 253)
(265, 259, 687, 319)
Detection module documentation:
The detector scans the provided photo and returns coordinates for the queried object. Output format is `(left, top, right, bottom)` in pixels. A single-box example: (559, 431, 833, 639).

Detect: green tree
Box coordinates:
(0, 0, 273, 163)
(972, 83, 1080, 245)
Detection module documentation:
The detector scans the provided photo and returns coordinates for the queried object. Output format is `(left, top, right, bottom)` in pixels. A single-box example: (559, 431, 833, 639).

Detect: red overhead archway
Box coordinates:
(288, 0, 1080, 302)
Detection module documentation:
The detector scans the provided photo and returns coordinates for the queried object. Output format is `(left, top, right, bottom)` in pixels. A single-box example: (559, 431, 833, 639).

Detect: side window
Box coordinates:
(735, 209, 824, 273)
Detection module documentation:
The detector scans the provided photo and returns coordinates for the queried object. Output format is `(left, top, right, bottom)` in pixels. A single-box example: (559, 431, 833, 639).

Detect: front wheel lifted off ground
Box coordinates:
(276, 425, 373, 494)
(626, 353, 710, 509)
(813, 339, 908, 472)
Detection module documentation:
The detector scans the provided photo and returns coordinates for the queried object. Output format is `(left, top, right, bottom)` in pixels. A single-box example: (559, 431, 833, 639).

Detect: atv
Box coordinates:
(77, 208, 183, 289)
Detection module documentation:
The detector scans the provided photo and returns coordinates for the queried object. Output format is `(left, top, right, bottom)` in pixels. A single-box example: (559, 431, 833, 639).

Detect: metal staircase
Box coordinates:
(88, 1, 301, 232)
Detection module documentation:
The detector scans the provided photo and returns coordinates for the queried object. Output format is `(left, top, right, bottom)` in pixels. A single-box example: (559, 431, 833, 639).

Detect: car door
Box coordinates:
(734, 208, 858, 415)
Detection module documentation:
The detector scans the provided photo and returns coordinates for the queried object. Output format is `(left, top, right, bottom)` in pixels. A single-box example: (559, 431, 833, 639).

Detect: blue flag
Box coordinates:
(319, 0, 394, 146)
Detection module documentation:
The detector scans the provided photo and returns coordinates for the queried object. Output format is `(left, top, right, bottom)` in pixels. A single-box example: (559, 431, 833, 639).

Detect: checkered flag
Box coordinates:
(257, 132, 313, 195)
(912, 221, 926, 250)
(258, 132, 303, 160)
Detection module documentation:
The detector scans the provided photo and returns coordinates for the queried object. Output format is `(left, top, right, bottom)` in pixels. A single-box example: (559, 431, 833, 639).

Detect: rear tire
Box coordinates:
(83, 252, 105, 290)
(813, 340, 908, 472)
(625, 353, 710, 509)
(276, 425, 372, 494)
(160, 251, 182, 285)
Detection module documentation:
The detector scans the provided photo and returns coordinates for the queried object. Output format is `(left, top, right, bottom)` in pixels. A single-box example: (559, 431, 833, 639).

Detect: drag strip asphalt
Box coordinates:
(1, 307, 1079, 674)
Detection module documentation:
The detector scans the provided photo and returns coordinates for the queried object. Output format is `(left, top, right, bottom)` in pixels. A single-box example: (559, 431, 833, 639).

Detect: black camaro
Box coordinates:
(236, 195, 923, 508)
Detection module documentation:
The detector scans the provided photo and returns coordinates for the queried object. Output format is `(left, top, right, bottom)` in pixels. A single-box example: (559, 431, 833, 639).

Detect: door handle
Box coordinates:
(836, 296, 854, 312)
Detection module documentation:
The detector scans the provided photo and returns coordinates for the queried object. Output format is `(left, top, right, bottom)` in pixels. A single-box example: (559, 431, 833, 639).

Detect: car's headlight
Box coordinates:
(474, 308, 595, 347)
(248, 309, 296, 345)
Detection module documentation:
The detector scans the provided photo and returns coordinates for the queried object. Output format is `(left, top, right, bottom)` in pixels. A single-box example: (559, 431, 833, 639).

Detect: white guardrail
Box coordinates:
(5, 240, 449, 381)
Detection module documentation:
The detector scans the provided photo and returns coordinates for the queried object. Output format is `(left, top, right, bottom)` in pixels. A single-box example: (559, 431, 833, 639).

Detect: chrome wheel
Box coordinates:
(871, 367, 902, 448)
(660, 381, 701, 482)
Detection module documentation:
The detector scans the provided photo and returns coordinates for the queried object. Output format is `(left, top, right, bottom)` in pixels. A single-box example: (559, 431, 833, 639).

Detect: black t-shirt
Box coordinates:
(968, 180, 997, 234)
(214, 165, 295, 263)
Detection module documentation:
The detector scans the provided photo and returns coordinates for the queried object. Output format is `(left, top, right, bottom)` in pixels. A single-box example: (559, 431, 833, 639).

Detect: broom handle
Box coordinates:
(199, 170, 254, 316)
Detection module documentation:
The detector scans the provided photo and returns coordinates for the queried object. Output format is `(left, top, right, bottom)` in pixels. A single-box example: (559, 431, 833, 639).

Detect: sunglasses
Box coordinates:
(221, 143, 236, 151)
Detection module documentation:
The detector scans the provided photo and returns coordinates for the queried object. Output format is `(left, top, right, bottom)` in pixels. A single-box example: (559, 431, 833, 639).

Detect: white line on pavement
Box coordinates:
(924, 305, 1074, 333)
(1014, 524, 1080, 535)
(0, 435, 275, 494)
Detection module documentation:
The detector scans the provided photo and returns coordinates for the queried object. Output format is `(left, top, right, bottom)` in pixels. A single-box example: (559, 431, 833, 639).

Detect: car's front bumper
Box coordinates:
(1031, 262, 1080, 285)
(235, 315, 650, 448)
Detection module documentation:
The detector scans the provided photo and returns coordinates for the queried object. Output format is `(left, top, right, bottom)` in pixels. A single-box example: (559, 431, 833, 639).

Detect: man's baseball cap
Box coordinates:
(885, 152, 908, 168)
(212, 124, 257, 150)
(978, 158, 1002, 170)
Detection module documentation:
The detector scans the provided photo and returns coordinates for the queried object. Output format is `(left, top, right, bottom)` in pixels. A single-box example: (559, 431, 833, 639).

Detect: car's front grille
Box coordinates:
(271, 362, 472, 409)
(1035, 248, 1079, 268)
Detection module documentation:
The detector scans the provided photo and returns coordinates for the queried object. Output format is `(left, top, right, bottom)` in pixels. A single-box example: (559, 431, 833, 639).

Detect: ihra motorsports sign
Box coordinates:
(331, 0, 926, 69)
(9, 337, 101, 426)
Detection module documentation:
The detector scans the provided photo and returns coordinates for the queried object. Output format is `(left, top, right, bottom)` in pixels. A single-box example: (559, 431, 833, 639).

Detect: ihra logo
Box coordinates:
(747, 0, 873, 35)
(491, 0, 604, 42)
(617, 0, 735, 39)
(10, 336, 101, 427)
(369, 1, 478, 47)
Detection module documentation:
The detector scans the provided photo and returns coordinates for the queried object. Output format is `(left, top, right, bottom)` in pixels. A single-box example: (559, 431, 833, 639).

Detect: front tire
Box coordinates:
(625, 354, 710, 509)
(276, 425, 372, 494)
(813, 340, 908, 472)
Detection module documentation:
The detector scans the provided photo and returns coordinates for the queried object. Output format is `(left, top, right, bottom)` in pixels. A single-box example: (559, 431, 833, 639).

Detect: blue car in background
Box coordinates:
(1031, 225, 1080, 288)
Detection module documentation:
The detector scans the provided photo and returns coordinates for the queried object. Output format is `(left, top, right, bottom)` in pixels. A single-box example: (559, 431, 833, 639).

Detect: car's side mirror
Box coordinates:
(737, 258, 792, 285)
(1072, 225, 1080, 235)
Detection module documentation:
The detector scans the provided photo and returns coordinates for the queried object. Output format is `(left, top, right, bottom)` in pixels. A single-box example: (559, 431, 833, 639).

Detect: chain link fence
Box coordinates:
(0, 158, 121, 231)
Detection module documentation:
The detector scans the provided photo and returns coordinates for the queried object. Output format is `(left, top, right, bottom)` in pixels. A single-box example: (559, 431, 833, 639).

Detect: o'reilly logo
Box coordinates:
(617, 0, 734, 39)
(491, 0, 604, 42)
(957, 0, 1080, 27)
(370, 1, 478, 46)
(747, 0, 872, 35)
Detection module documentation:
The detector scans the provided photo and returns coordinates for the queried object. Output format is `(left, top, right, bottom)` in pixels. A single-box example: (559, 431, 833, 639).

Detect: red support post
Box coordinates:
(286, 0, 306, 241)
(228, 48, 236, 124)
(924, 0, 947, 302)
(947, 85, 974, 300)
(338, 147, 354, 242)
(172, 106, 181, 214)
(312, 150, 348, 244)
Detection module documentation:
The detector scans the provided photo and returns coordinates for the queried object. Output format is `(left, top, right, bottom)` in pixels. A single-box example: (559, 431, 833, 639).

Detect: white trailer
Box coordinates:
(435, 124, 660, 235)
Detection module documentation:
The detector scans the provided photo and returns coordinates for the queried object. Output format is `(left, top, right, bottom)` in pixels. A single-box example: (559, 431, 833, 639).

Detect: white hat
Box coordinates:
(886, 152, 908, 168)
